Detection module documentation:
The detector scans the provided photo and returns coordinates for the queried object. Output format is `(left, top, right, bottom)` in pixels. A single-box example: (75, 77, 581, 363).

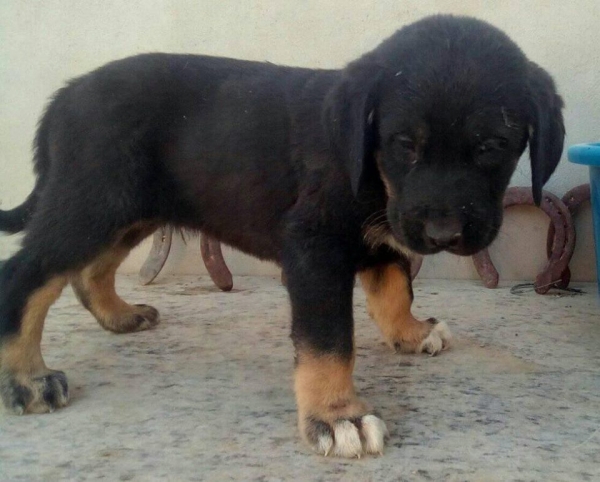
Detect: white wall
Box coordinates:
(1, 0, 598, 281)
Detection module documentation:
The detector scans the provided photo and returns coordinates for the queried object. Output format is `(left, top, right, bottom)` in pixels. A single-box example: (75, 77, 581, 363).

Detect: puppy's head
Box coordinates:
(325, 15, 564, 256)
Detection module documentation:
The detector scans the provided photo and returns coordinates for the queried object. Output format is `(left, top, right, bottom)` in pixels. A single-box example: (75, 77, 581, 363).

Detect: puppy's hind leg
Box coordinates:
(0, 203, 153, 414)
(71, 223, 160, 333)
(0, 252, 68, 414)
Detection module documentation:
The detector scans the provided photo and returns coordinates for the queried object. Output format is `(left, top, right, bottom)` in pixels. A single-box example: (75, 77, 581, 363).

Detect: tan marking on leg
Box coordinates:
(72, 247, 130, 324)
(0, 276, 69, 414)
(1, 277, 67, 374)
(295, 351, 363, 424)
(71, 224, 159, 333)
(294, 350, 387, 457)
(359, 264, 451, 354)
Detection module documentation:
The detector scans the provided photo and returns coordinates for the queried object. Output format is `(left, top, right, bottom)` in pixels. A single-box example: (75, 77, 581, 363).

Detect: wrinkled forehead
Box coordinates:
(378, 77, 529, 139)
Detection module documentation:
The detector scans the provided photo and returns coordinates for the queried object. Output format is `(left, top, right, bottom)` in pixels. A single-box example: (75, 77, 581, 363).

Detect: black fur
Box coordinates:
(0, 189, 38, 234)
(0, 16, 563, 376)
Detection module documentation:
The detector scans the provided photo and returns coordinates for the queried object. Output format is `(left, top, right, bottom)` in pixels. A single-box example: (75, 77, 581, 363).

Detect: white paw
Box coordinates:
(331, 420, 363, 457)
(418, 321, 452, 356)
(309, 414, 389, 458)
(361, 414, 389, 454)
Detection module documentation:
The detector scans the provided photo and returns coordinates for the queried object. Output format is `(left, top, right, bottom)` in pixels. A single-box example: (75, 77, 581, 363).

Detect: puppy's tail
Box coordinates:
(0, 188, 40, 234)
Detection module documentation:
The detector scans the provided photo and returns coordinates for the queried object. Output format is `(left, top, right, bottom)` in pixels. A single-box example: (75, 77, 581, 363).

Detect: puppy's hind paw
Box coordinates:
(0, 369, 69, 415)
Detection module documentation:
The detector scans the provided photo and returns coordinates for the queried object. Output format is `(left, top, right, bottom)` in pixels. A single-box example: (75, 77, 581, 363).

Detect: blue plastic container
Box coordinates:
(568, 142, 600, 294)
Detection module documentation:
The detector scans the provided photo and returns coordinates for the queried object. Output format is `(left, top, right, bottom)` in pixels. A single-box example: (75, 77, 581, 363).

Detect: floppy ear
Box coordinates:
(527, 62, 565, 205)
(323, 61, 382, 195)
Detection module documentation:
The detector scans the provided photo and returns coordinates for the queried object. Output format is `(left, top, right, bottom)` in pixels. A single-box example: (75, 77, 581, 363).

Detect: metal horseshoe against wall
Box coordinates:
(139, 227, 233, 291)
(471, 187, 576, 294)
(545, 184, 591, 289)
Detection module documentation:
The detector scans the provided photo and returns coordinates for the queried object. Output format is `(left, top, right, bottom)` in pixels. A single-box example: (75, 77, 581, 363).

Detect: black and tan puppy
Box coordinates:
(0, 15, 563, 457)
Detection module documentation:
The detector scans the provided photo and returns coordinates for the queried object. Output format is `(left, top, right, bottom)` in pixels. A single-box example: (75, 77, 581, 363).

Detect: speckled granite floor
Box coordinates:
(0, 275, 599, 481)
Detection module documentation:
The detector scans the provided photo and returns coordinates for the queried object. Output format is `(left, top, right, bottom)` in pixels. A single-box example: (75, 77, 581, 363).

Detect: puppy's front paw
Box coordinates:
(0, 369, 69, 415)
(417, 319, 452, 356)
(388, 317, 452, 356)
(302, 412, 388, 458)
(295, 352, 389, 457)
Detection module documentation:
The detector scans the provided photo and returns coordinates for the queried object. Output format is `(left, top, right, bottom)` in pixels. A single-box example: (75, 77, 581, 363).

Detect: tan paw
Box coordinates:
(98, 304, 160, 333)
(389, 317, 452, 355)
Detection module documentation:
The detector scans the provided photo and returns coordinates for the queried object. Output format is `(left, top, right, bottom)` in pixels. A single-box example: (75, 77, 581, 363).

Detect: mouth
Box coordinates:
(393, 216, 499, 257)
(402, 236, 490, 257)
(403, 241, 474, 257)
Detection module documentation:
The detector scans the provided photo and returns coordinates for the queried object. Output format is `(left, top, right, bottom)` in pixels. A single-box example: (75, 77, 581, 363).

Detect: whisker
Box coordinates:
(362, 209, 387, 228)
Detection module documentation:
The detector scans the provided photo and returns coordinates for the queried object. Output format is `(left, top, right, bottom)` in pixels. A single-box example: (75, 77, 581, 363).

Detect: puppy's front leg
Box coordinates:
(283, 237, 388, 458)
(359, 262, 452, 355)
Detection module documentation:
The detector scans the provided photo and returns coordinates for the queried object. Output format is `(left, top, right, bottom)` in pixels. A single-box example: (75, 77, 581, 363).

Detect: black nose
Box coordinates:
(424, 218, 463, 248)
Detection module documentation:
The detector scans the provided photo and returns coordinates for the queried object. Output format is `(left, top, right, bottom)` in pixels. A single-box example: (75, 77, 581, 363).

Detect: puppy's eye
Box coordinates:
(390, 134, 418, 166)
(477, 137, 509, 155)
(394, 135, 416, 151)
